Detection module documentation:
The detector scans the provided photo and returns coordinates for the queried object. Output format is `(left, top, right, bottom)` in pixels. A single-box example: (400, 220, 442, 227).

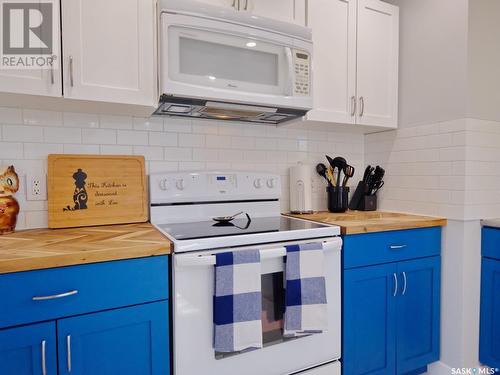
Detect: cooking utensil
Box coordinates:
(327, 156, 347, 188)
(212, 211, 244, 223)
(342, 165, 355, 187)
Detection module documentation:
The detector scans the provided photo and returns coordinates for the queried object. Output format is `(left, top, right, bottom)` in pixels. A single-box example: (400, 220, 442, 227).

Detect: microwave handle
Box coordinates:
(285, 47, 294, 97)
(175, 238, 342, 268)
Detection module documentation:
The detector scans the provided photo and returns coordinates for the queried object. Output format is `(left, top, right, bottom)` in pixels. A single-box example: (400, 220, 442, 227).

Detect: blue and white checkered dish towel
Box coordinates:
(214, 249, 263, 353)
(284, 242, 328, 337)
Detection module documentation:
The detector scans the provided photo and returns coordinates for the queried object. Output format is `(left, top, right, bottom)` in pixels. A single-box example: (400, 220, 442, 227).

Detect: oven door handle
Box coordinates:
(175, 238, 342, 267)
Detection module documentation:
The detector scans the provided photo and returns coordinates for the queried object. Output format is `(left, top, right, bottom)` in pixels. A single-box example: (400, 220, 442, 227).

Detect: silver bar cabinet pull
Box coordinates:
(32, 290, 78, 301)
(351, 96, 357, 116)
(244, 0, 249, 10)
(393, 273, 398, 297)
(232, 0, 236, 8)
(359, 96, 365, 117)
(41, 340, 47, 375)
(69, 56, 74, 87)
(402, 272, 407, 295)
(67, 335, 72, 372)
(390, 245, 407, 250)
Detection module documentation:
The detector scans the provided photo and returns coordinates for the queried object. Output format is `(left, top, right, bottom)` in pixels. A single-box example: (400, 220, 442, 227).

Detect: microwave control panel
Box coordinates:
(293, 50, 311, 96)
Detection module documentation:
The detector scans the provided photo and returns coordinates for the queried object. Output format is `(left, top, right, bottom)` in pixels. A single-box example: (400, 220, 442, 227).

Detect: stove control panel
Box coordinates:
(150, 171, 281, 204)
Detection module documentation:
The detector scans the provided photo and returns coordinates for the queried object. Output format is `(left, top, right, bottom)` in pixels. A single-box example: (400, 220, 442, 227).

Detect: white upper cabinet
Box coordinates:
(356, 0, 399, 127)
(61, 0, 157, 106)
(245, 0, 306, 25)
(307, 0, 399, 129)
(0, 0, 62, 97)
(195, 0, 235, 8)
(307, 0, 356, 124)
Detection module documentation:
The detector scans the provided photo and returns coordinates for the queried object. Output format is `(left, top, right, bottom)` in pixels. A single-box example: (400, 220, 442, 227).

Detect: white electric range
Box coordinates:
(150, 171, 342, 375)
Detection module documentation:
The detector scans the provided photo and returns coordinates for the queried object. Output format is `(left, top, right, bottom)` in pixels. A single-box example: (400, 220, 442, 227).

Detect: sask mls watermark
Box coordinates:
(0, 0, 58, 69)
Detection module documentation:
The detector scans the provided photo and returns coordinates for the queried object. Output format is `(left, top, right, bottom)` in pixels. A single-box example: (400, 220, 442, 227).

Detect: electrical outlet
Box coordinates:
(26, 174, 47, 201)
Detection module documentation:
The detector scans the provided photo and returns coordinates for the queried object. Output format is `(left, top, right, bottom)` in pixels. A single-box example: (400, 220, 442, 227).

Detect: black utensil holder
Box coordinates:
(327, 186, 350, 213)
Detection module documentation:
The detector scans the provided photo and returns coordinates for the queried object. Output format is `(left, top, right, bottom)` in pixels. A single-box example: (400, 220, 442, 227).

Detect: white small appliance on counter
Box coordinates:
(154, 0, 313, 124)
(149, 171, 341, 375)
(290, 162, 313, 214)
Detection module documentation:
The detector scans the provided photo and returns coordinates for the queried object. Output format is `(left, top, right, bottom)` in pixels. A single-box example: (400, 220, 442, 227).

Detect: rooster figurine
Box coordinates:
(0, 166, 20, 234)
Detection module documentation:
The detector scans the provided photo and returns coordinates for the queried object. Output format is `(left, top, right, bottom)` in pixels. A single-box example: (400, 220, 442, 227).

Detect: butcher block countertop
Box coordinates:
(0, 223, 172, 274)
(285, 211, 447, 235)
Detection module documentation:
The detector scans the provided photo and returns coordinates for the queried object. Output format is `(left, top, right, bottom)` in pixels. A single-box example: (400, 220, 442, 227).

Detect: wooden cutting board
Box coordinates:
(48, 155, 148, 229)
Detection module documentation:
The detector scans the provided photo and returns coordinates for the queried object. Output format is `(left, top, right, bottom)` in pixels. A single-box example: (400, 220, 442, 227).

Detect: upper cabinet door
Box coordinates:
(195, 0, 235, 8)
(356, 0, 399, 128)
(307, 0, 357, 124)
(61, 0, 157, 106)
(396, 257, 441, 374)
(0, 322, 57, 375)
(246, 0, 306, 25)
(0, 0, 62, 97)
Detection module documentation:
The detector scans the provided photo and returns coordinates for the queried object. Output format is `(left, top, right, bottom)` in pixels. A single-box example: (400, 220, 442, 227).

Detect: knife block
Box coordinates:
(348, 181, 378, 211)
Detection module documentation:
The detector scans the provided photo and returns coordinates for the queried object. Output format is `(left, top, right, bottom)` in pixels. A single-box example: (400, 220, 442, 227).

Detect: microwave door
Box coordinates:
(167, 25, 291, 97)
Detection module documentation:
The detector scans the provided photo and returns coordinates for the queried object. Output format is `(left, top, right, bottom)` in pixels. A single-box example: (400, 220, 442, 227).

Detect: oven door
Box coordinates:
(173, 237, 341, 375)
(160, 12, 312, 109)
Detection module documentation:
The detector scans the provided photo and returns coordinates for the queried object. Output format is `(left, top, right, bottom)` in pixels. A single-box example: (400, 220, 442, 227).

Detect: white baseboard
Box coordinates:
(426, 361, 453, 375)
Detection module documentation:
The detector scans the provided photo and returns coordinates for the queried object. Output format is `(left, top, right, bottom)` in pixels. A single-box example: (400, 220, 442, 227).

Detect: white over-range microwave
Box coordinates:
(154, 0, 313, 125)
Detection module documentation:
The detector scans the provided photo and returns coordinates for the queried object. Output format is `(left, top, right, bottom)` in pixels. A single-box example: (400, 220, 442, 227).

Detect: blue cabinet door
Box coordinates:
(343, 263, 398, 375)
(0, 322, 57, 375)
(479, 258, 500, 368)
(57, 301, 170, 375)
(396, 257, 440, 374)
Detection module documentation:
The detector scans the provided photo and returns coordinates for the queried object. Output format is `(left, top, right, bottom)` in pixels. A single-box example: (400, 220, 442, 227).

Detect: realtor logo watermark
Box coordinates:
(1, 0, 58, 69)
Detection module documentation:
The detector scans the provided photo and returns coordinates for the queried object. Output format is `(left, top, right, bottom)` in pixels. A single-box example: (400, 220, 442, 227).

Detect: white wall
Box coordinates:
(467, 0, 500, 121)
(388, 0, 469, 127)
(0, 106, 364, 230)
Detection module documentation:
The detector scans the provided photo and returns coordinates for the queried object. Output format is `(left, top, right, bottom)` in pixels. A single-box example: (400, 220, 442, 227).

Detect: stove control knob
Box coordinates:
(266, 178, 276, 189)
(253, 178, 263, 189)
(175, 179, 185, 190)
(159, 178, 170, 191)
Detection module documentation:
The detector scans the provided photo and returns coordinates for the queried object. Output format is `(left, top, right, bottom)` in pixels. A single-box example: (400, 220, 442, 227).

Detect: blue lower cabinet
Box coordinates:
(343, 228, 442, 375)
(0, 322, 57, 375)
(479, 258, 500, 368)
(343, 263, 398, 375)
(57, 301, 170, 375)
(396, 257, 440, 374)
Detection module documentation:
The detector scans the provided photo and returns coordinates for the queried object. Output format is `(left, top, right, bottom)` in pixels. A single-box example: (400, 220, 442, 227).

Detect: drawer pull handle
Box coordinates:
(390, 245, 407, 250)
(32, 290, 78, 301)
(41, 340, 47, 375)
(393, 273, 398, 297)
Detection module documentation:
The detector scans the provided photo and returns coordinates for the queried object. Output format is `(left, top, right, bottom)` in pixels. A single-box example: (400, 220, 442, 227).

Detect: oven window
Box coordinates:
(215, 271, 294, 360)
(179, 37, 279, 86)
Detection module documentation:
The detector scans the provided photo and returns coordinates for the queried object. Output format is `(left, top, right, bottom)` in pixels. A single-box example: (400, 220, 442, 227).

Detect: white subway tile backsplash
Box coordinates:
(3, 125, 43, 142)
(117, 130, 148, 145)
(82, 129, 116, 144)
(179, 133, 205, 148)
(23, 109, 62, 126)
(0, 106, 365, 229)
(44, 127, 82, 144)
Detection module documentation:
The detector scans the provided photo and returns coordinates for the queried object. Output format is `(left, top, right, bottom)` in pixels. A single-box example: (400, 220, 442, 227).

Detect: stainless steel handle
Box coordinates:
(350, 96, 357, 117)
(50, 56, 55, 85)
(402, 271, 407, 295)
(390, 245, 407, 250)
(232, 0, 236, 8)
(41, 340, 47, 375)
(69, 56, 74, 87)
(244, 0, 249, 10)
(237, 0, 240, 10)
(67, 335, 72, 373)
(393, 273, 398, 297)
(33, 290, 78, 301)
(359, 96, 365, 117)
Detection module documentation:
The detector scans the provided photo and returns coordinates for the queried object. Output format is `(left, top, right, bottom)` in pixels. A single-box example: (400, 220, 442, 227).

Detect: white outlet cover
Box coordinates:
(26, 174, 47, 201)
